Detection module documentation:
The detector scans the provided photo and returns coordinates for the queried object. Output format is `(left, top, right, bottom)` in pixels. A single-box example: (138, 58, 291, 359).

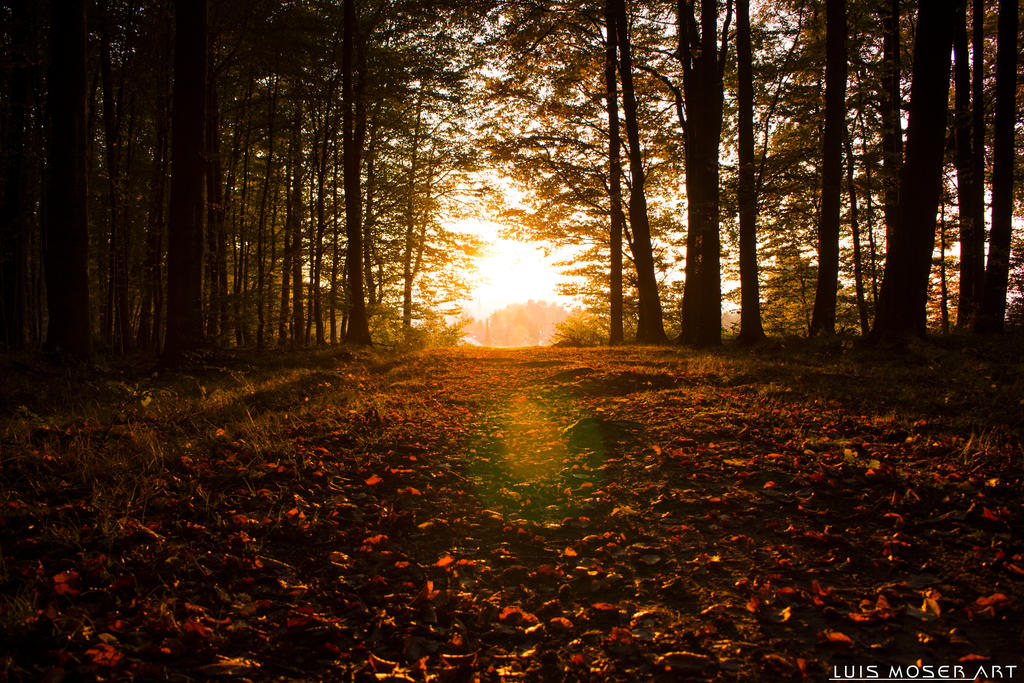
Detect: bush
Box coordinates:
(552, 309, 605, 347)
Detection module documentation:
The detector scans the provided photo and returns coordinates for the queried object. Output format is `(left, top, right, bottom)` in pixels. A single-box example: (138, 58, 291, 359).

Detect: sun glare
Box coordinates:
(456, 218, 572, 317)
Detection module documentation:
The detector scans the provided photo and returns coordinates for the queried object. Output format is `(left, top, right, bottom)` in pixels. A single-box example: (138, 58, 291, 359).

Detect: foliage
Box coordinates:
(1, 344, 1023, 678)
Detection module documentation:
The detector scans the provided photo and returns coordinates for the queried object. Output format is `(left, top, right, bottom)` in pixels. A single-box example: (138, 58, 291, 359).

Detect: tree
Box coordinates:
(163, 0, 208, 362)
(871, 0, 956, 342)
(615, 0, 667, 344)
(734, 0, 765, 344)
(604, 0, 626, 345)
(679, 0, 731, 347)
(952, 0, 982, 326)
(341, 0, 371, 346)
(809, 0, 847, 337)
(44, 0, 92, 357)
(976, 0, 1018, 333)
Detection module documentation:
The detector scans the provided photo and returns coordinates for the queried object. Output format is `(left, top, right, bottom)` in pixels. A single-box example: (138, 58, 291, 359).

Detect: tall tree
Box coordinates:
(1, 0, 34, 351)
(809, 0, 847, 337)
(879, 0, 901, 245)
(615, 0, 666, 344)
(604, 0, 626, 345)
(341, 0, 371, 345)
(952, 0, 982, 326)
(871, 0, 956, 342)
(44, 0, 92, 356)
(679, 0, 731, 347)
(976, 0, 1018, 333)
(734, 0, 764, 344)
(163, 0, 208, 362)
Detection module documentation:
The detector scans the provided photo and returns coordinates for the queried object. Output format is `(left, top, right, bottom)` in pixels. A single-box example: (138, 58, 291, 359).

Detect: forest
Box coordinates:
(2, 0, 1024, 680)
(0, 0, 1021, 355)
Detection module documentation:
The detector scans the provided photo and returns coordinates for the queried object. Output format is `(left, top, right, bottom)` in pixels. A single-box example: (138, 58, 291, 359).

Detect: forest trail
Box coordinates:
(2, 345, 1022, 680)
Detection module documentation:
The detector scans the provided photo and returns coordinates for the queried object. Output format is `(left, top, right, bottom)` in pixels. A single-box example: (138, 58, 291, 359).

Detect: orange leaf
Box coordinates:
(975, 593, 1010, 609)
(85, 643, 123, 667)
(435, 555, 454, 568)
(564, 546, 578, 557)
(53, 570, 81, 596)
(823, 629, 853, 644)
(365, 474, 383, 486)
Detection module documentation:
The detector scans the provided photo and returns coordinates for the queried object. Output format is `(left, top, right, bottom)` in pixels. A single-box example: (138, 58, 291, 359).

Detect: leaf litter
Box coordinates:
(0, 344, 1022, 680)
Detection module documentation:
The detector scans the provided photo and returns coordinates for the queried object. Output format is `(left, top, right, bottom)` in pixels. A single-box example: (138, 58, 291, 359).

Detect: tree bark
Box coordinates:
(809, 0, 847, 337)
(953, 0, 981, 326)
(1, 0, 33, 351)
(976, 0, 1017, 333)
(735, 0, 764, 344)
(871, 0, 956, 342)
(44, 0, 92, 357)
(342, 0, 371, 345)
(162, 0, 208, 362)
(679, 0, 729, 347)
(604, 0, 626, 345)
(879, 0, 901, 246)
(615, 0, 666, 344)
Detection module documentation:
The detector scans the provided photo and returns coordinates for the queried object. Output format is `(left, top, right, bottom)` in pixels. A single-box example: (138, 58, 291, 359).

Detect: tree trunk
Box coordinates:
(615, 0, 666, 344)
(871, 0, 956, 342)
(256, 80, 279, 351)
(1, 0, 33, 351)
(679, 0, 729, 347)
(953, 0, 981, 326)
(735, 0, 764, 344)
(162, 0, 207, 362)
(809, 0, 847, 337)
(342, 0, 371, 345)
(205, 72, 225, 345)
(402, 92, 424, 331)
(879, 0, 901, 246)
(604, 0, 626, 345)
(976, 0, 1017, 333)
(290, 109, 305, 348)
(44, 0, 92, 357)
(845, 129, 869, 336)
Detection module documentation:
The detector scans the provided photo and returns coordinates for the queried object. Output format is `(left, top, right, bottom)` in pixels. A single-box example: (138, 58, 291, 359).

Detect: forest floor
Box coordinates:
(1, 340, 1023, 681)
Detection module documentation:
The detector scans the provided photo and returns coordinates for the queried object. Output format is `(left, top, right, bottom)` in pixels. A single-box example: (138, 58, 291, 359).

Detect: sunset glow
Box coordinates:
(456, 218, 573, 317)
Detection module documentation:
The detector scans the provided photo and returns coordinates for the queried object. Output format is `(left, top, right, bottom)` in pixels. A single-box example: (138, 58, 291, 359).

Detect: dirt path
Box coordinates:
(2, 346, 1022, 681)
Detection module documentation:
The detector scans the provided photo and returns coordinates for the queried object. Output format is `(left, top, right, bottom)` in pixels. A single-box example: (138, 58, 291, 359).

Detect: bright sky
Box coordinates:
(455, 218, 574, 319)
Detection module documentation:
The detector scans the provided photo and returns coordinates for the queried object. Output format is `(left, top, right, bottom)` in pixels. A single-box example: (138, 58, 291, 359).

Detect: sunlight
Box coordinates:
(455, 218, 572, 317)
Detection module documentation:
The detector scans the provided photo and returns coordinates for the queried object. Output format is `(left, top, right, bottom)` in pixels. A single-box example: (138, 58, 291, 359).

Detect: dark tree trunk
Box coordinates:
(255, 80, 278, 351)
(871, 0, 956, 342)
(342, 0, 371, 345)
(953, 0, 982, 326)
(138, 19, 171, 352)
(402, 92, 424, 331)
(879, 0, 902, 246)
(615, 0, 666, 344)
(976, 0, 1017, 333)
(205, 72, 225, 345)
(845, 129, 869, 336)
(1, 0, 33, 351)
(162, 0, 207, 362)
(809, 0, 847, 337)
(604, 0, 625, 345)
(44, 0, 92, 357)
(290, 110, 305, 348)
(679, 0, 730, 347)
(735, 0, 764, 344)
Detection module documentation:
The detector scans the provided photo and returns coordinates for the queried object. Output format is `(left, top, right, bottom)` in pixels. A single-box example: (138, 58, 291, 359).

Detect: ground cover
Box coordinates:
(1, 341, 1022, 681)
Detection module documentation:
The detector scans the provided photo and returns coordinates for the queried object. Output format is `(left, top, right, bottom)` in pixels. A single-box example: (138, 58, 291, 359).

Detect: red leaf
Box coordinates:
(53, 570, 81, 596)
(85, 643, 123, 667)
(975, 593, 1010, 609)
(822, 629, 853, 644)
